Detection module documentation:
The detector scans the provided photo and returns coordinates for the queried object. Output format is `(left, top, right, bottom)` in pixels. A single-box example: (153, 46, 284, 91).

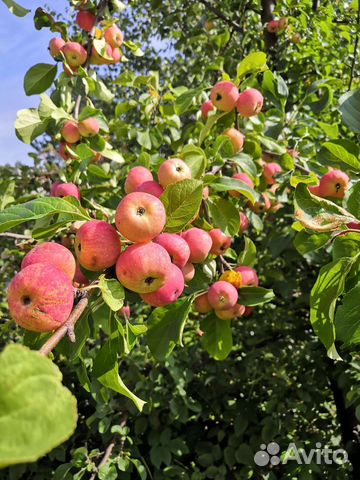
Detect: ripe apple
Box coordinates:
(61, 120, 80, 143)
(215, 303, 245, 320)
(104, 25, 124, 47)
(236, 88, 264, 117)
(76, 10, 96, 32)
(223, 128, 245, 153)
(234, 266, 259, 286)
(201, 100, 215, 119)
(318, 169, 349, 199)
(75, 220, 121, 271)
(73, 262, 90, 286)
(115, 192, 166, 243)
(239, 212, 250, 233)
(194, 292, 213, 313)
(181, 228, 212, 263)
(154, 233, 190, 268)
(63, 64, 78, 76)
(78, 117, 100, 137)
(49, 37, 66, 59)
(21, 242, 76, 280)
(116, 242, 171, 293)
(207, 281, 238, 310)
(141, 263, 184, 307)
(229, 172, 254, 197)
(210, 81, 239, 111)
(278, 17, 288, 30)
(158, 158, 192, 188)
(7, 263, 74, 332)
(61, 41, 87, 66)
(51, 182, 80, 200)
(135, 181, 164, 198)
(125, 166, 153, 194)
(182, 262, 195, 281)
(263, 162, 282, 185)
(267, 20, 279, 33)
(243, 306, 255, 317)
(209, 229, 232, 256)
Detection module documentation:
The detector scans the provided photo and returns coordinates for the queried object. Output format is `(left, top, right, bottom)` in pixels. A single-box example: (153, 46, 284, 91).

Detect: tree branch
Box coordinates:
(39, 293, 89, 356)
(348, 0, 360, 90)
(0, 232, 33, 240)
(198, 0, 243, 33)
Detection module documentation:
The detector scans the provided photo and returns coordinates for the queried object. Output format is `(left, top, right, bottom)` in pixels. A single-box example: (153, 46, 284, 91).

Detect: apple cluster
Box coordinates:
(58, 117, 102, 162)
(266, 17, 288, 34)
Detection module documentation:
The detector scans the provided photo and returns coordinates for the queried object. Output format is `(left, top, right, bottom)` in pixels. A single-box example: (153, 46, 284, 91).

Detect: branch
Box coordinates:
(198, 0, 243, 33)
(74, 95, 82, 120)
(39, 293, 89, 356)
(348, 0, 360, 90)
(0, 232, 33, 240)
(294, 162, 311, 174)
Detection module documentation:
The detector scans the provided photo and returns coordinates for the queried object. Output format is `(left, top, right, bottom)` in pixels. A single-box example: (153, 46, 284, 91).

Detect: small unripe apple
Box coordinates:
(75, 220, 121, 271)
(239, 212, 250, 233)
(125, 166, 153, 194)
(181, 228, 212, 263)
(104, 25, 124, 47)
(135, 181, 164, 198)
(115, 192, 166, 243)
(61, 41, 87, 67)
(223, 128, 245, 153)
(291, 33, 301, 44)
(201, 100, 215, 119)
(234, 266, 259, 286)
(51, 182, 80, 200)
(154, 233, 190, 268)
(215, 303, 245, 320)
(229, 172, 254, 197)
(49, 37, 66, 59)
(263, 162, 282, 185)
(209, 229, 232, 256)
(210, 81, 239, 111)
(7, 263, 74, 332)
(76, 10, 96, 32)
(236, 88, 264, 117)
(158, 158, 192, 188)
(78, 117, 100, 137)
(207, 281, 238, 310)
(141, 263, 184, 307)
(182, 262, 195, 281)
(194, 292, 213, 313)
(61, 120, 80, 143)
(21, 242, 76, 280)
(267, 20, 279, 33)
(278, 17, 288, 30)
(204, 20, 216, 31)
(116, 242, 172, 293)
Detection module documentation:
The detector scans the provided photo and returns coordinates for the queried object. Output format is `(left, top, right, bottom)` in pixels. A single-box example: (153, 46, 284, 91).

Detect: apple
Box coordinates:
(239, 212, 250, 233)
(135, 181, 164, 198)
(21, 242, 76, 280)
(219, 270, 242, 289)
(158, 158, 192, 188)
(61, 120, 80, 143)
(210, 81, 239, 111)
(115, 192, 166, 243)
(51, 182, 80, 200)
(201, 100, 215, 119)
(7, 263, 74, 332)
(119, 305, 131, 318)
(59, 142, 76, 161)
(223, 128, 245, 153)
(63, 64, 78, 76)
(236, 88, 264, 117)
(215, 303, 245, 320)
(49, 37, 66, 59)
(194, 293, 213, 313)
(116, 242, 172, 293)
(141, 263, 184, 307)
(78, 117, 100, 137)
(76, 10, 96, 32)
(181, 228, 212, 263)
(73, 262, 90, 286)
(263, 162, 282, 185)
(104, 25, 124, 47)
(267, 20, 279, 33)
(229, 172, 254, 197)
(243, 306, 255, 317)
(61, 41, 87, 67)
(203, 186, 209, 200)
(291, 33, 301, 44)
(125, 166, 153, 194)
(154, 233, 190, 268)
(75, 220, 121, 271)
(318, 169, 349, 199)
(209, 229, 232, 256)
(234, 265, 259, 286)
(182, 262, 195, 282)
(207, 281, 238, 310)
(248, 192, 271, 213)
(278, 17, 288, 30)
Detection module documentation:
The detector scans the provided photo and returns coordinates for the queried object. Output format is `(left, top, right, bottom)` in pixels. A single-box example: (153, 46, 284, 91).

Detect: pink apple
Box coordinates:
(239, 212, 250, 233)
(347, 222, 360, 230)
(263, 162, 282, 185)
(243, 306, 255, 317)
(63, 64, 78, 76)
(116, 242, 172, 293)
(278, 17, 288, 30)
(141, 263, 184, 307)
(51, 182, 80, 200)
(78, 118, 100, 137)
(223, 128, 245, 153)
(61, 41, 87, 67)
(76, 10, 96, 32)
(7, 263, 74, 332)
(158, 158, 192, 188)
(209, 229, 232, 256)
(236, 88, 264, 117)
(135, 181, 164, 198)
(229, 172, 254, 197)
(182, 262, 195, 281)
(75, 220, 121, 271)
(73, 262, 90, 286)
(49, 37, 66, 59)
(201, 100, 215, 119)
(115, 192, 166, 243)
(181, 228, 212, 263)
(61, 120, 80, 143)
(154, 233, 190, 268)
(193, 292, 213, 313)
(215, 303, 245, 320)
(318, 169, 349, 199)
(210, 81, 239, 111)
(234, 266, 259, 286)
(104, 25, 124, 47)
(125, 166, 153, 194)
(267, 20, 279, 33)
(207, 281, 238, 310)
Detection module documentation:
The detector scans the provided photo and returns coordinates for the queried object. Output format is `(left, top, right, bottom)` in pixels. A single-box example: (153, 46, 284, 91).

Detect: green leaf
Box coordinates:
(335, 283, 360, 347)
(237, 287, 275, 306)
(208, 177, 257, 204)
(305, 81, 333, 113)
(24, 63, 57, 96)
(137, 130, 152, 150)
(99, 276, 125, 311)
(161, 179, 203, 233)
(332, 233, 360, 261)
(310, 257, 355, 352)
(147, 296, 193, 360)
(208, 198, 240, 236)
(339, 89, 360, 133)
(0, 197, 90, 233)
(237, 237, 257, 266)
(200, 314, 233, 360)
(294, 230, 331, 255)
(15, 108, 48, 144)
(236, 52, 267, 81)
(174, 88, 202, 115)
(0, 345, 77, 468)
(346, 182, 360, 218)
(319, 140, 360, 171)
(180, 145, 207, 179)
(294, 183, 355, 232)
(1, 0, 30, 16)
(199, 111, 228, 145)
(257, 135, 286, 155)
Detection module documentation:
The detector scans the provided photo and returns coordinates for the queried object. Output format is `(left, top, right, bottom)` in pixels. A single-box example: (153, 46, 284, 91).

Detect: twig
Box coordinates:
(220, 255, 233, 270)
(198, 0, 243, 33)
(330, 228, 360, 243)
(0, 232, 33, 240)
(39, 293, 89, 356)
(348, 1, 360, 90)
(294, 162, 311, 175)
(74, 95, 82, 120)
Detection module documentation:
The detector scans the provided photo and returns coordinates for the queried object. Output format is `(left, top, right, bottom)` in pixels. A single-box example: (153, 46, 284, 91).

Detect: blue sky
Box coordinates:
(0, 0, 69, 166)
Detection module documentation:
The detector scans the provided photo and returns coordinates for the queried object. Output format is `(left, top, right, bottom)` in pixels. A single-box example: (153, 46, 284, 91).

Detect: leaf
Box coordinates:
(161, 179, 203, 233)
(339, 89, 360, 133)
(180, 145, 207, 179)
(310, 257, 355, 352)
(147, 296, 193, 360)
(99, 276, 125, 312)
(294, 183, 355, 232)
(38, 93, 58, 120)
(237, 237, 257, 266)
(174, 88, 202, 115)
(237, 287, 275, 306)
(199, 111, 228, 145)
(0, 344, 77, 468)
(319, 140, 360, 171)
(257, 135, 287, 155)
(1, 0, 30, 16)
(24, 63, 57, 96)
(208, 177, 257, 204)
(305, 81, 333, 113)
(335, 283, 360, 347)
(15, 108, 47, 144)
(293, 230, 331, 255)
(208, 198, 240, 236)
(200, 314, 233, 360)
(136, 130, 152, 150)
(236, 52, 267, 81)
(0, 197, 90, 233)
(346, 182, 360, 218)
